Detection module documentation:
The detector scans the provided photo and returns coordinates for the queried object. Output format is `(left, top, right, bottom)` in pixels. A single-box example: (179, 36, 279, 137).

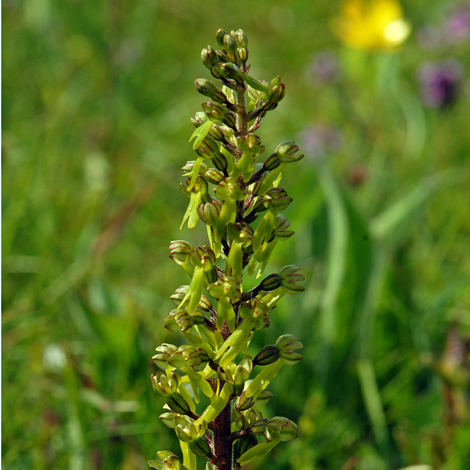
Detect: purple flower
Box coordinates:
(306, 51, 340, 86)
(445, 3, 470, 43)
(298, 124, 342, 162)
(417, 59, 464, 108)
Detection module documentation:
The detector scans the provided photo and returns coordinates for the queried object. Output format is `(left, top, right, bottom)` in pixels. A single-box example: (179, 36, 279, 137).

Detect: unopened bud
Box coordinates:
(274, 334, 303, 365)
(216, 29, 228, 48)
(208, 124, 225, 141)
(238, 47, 249, 63)
(189, 438, 212, 458)
(212, 152, 228, 172)
(261, 101, 278, 112)
(278, 265, 305, 294)
(195, 136, 220, 159)
(201, 46, 218, 69)
(253, 345, 280, 366)
(204, 168, 225, 185)
(197, 201, 221, 226)
(202, 101, 228, 123)
(170, 285, 188, 304)
(220, 63, 243, 84)
(182, 160, 209, 174)
(190, 111, 207, 127)
(195, 79, 227, 104)
(166, 392, 191, 415)
(224, 33, 238, 62)
(258, 273, 282, 291)
(275, 140, 299, 158)
(234, 29, 248, 48)
(267, 82, 286, 104)
(159, 412, 175, 429)
(198, 294, 213, 312)
(263, 152, 282, 171)
(236, 393, 255, 412)
(169, 240, 194, 265)
(223, 111, 237, 129)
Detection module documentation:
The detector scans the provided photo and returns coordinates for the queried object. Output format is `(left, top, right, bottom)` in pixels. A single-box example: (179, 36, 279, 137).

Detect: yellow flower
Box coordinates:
(331, 0, 411, 50)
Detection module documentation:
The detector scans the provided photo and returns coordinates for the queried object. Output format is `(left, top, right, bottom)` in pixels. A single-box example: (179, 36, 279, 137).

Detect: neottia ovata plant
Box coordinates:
(149, 29, 305, 470)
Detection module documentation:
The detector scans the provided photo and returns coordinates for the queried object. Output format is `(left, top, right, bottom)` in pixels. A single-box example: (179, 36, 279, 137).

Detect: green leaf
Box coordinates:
(189, 119, 213, 150)
(241, 73, 268, 92)
(317, 165, 349, 345)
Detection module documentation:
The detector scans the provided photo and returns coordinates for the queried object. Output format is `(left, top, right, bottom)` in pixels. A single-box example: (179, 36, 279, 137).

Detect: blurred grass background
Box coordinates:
(2, 0, 470, 469)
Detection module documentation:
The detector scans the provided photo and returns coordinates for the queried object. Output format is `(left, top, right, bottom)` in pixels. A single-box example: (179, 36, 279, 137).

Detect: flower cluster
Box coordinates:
(149, 29, 305, 470)
(417, 59, 464, 109)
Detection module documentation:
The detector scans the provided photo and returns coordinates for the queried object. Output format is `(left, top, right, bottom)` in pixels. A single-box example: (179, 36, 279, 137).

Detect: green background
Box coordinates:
(2, 0, 470, 469)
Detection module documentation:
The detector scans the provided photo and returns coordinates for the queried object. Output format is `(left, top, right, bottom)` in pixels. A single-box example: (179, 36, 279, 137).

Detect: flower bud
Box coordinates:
(262, 152, 281, 171)
(234, 29, 248, 48)
(190, 111, 207, 127)
(278, 265, 305, 294)
(197, 201, 221, 226)
(195, 79, 227, 104)
(204, 168, 225, 185)
(197, 294, 213, 312)
(201, 46, 218, 69)
(149, 451, 189, 470)
(169, 240, 194, 265)
(267, 417, 298, 441)
(189, 438, 212, 458)
(222, 111, 237, 129)
(273, 214, 295, 240)
(151, 373, 169, 396)
(236, 392, 255, 412)
(166, 392, 191, 415)
(253, 345, 280, 366)
(223, 33, 238, 63)
(274, 334, 303, 365)
(163, 310, 180, 332)
(252, 193, 272, 213)
(159, 412, 176, 429)
(182, 160, 209, 175)
(152, 344, 178, 370)
(208, 124, 225, 141)
(220, 63, 243, 84)
(238, 47, 249, 63)
(275, 140, 299, 158)
(166, 309, 206, 332)
(250, 418, 270, 435)
(195, 136, 220, 159)
(212, 152, 228, 172)
(216, 29, 228, 48)
(258, 273, 282, 292)
(202, 101, 228, 123)
(267, 81, 286, 104)
(261, 101, 278, 112)
(210, 64, 225, 80)
(170, 285, 188, 304)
